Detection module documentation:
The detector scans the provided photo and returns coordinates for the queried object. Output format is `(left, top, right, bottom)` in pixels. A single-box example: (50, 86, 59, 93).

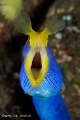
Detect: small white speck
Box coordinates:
(62, 16, 67, 21)
(66, 15, 72, 21)
(55, 32, 62, 40)
(62, 15, 72, 21)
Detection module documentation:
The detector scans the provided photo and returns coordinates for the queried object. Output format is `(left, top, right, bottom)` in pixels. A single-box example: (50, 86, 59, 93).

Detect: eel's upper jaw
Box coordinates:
(25, 44, 48, 88)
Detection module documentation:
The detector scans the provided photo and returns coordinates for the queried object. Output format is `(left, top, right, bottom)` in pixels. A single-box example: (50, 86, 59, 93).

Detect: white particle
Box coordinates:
(55, 32, 62, 40)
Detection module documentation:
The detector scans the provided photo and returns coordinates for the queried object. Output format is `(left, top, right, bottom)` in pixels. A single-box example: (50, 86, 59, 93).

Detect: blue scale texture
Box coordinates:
(20, 40, 71, 120)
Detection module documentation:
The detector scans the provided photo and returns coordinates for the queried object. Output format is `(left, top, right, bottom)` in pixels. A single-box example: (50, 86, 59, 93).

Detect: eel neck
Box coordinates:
(32, 95, 71, 120)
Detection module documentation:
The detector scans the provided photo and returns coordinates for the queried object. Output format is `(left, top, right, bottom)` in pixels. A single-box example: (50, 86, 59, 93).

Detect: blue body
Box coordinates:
(20, 40, 71, 120)
(33, 95, 71, 120)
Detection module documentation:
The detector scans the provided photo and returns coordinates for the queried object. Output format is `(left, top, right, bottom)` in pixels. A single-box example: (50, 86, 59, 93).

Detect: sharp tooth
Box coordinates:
(32, 50, 36, 60)
(40, 49, 46, 59)
(38, 43, 39, 47)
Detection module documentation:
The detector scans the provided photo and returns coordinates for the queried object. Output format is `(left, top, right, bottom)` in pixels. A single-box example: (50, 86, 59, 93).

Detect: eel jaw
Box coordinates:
(25, 45, 48, 88)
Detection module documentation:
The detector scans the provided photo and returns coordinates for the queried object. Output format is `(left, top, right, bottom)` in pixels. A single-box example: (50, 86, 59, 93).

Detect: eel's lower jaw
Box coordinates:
(25, 47, 48, 88)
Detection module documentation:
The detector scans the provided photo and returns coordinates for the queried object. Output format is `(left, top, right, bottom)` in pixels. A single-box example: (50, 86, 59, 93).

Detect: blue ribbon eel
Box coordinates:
(14, 12, 71, 120)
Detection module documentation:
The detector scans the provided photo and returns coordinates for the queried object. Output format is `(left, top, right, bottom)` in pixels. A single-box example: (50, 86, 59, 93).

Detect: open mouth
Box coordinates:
(31, 51, 42, 80)
(25, 47, 48, 87)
